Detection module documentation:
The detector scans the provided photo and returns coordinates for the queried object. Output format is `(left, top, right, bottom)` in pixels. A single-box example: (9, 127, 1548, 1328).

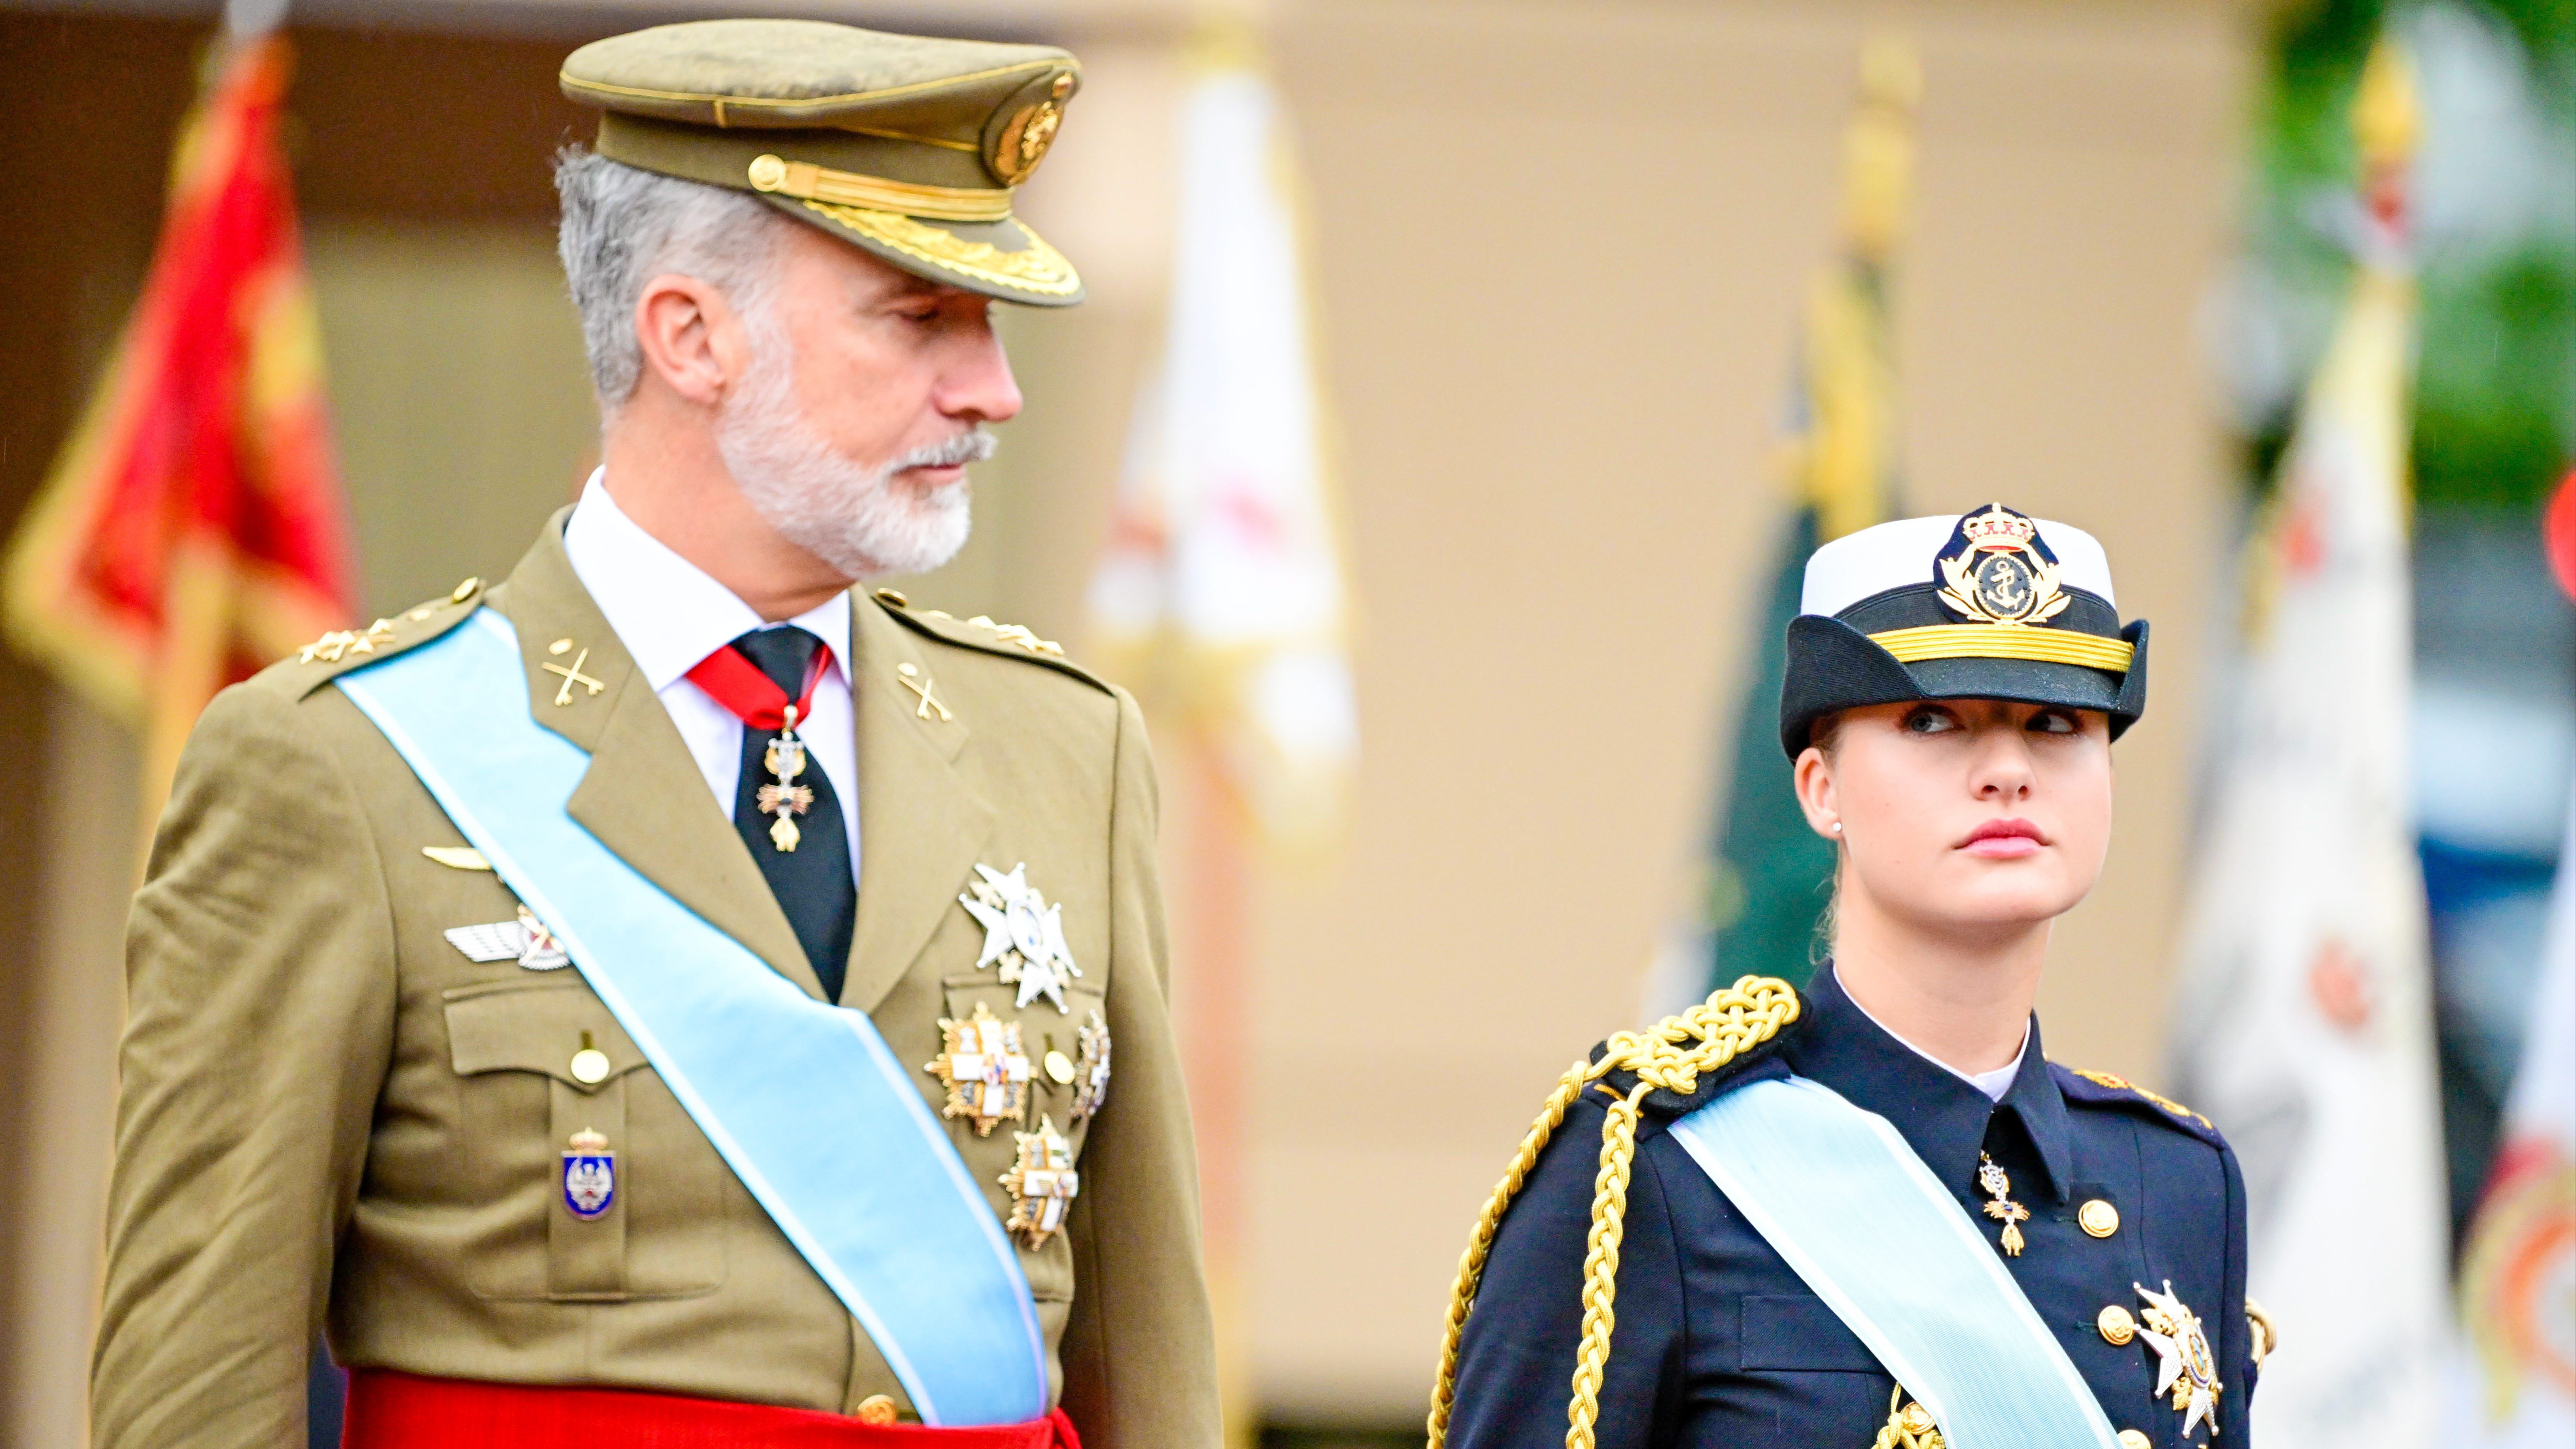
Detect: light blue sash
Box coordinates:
(1667, 1076, 2119, 1449)
(338, 610, 1047, 1427)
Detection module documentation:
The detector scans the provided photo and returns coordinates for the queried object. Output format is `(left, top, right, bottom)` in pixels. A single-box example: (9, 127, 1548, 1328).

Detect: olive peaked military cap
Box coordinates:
(562, 19, 1085, 305)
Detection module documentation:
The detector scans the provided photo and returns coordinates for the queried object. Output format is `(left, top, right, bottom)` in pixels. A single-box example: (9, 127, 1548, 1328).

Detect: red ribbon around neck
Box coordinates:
(685, 639, 833, 732)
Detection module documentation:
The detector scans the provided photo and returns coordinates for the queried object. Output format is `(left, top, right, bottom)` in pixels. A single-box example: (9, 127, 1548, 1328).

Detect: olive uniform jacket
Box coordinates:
(91, 518, 1220, 1447)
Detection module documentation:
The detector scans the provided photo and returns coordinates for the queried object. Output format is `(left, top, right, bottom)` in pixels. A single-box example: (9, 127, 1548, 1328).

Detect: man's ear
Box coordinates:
(633, 272, 754, 408)
(1792, 745, 1841, 841)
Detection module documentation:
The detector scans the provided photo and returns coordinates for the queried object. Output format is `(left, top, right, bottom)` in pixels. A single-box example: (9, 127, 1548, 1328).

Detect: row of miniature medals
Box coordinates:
(1879, 1154, 2228, 1449)
(442, 709, 1108, 1255)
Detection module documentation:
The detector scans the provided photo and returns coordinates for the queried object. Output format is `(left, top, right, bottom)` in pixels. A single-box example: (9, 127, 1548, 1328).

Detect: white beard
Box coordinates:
(714, 319, 989, 580)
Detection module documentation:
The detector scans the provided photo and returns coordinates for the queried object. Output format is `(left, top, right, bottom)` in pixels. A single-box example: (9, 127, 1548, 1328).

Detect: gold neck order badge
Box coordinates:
(754, 703, 816, 852)
(1976, 1151, 2031, 1256)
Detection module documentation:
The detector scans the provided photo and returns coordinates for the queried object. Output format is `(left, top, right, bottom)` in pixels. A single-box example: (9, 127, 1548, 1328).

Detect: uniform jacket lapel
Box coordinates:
(488, 511, 829, 1004)
(840, 593, 995, 1014)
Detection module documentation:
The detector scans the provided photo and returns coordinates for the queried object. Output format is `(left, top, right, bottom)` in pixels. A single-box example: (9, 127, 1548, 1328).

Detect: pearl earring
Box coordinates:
(1830, 821, 1843, 834)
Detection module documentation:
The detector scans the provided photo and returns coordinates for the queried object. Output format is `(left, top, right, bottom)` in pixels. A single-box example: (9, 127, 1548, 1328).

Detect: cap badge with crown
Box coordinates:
(1937, 503, 2072, 627)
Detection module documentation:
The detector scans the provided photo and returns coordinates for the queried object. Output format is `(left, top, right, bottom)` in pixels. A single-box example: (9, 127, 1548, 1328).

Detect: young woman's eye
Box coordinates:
(2029, 710, 2078, 735)
(1905, 708, 1956, 734)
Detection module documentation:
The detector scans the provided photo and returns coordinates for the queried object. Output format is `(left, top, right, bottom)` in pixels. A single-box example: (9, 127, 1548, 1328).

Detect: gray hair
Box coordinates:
(553, 148, 786, 409)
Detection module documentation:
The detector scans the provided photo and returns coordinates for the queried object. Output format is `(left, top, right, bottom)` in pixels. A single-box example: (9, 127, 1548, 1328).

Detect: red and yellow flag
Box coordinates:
(3, 33, 354, 818)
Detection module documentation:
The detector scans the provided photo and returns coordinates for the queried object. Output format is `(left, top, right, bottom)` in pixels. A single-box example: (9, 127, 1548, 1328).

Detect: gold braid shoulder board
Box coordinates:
(1425, 975, 1803, 1449)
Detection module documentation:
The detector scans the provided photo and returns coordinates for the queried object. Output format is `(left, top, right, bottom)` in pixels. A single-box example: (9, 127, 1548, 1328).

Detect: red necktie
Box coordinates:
(685, 636, 832, 730)
(687, 628, 852, 1001)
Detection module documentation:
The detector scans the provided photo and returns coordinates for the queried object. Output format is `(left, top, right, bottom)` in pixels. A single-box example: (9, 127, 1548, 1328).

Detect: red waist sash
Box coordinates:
(343, 1370, 1081, 1449)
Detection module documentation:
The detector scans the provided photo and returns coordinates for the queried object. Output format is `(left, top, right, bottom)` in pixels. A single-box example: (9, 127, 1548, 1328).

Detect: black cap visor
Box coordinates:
(1778, 615, 2149, 757)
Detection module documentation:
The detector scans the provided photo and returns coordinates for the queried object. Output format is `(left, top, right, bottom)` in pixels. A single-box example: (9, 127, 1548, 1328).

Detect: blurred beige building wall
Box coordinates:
(0, 0, 2258, 1434)
(1234, 0, 2255, 1418)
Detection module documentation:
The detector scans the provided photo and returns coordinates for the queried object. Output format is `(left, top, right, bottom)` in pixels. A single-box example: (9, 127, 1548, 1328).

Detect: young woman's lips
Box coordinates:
(1959, 818, 2048, 859)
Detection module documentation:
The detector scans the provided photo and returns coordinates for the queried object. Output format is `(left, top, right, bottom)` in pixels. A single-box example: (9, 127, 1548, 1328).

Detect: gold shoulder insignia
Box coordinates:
(279, 581, 484, 697)
(295, 618, 399, 665)
(2072, 1068, 2213, 1131)
(879, 597, 1110, 693)
(1427, 976, 1801, 1447)
(948, 612, 1063, 656)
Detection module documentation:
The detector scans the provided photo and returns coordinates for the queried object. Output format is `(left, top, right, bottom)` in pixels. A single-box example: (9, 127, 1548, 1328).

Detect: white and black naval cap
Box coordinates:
(1777, 502, 2148, 757)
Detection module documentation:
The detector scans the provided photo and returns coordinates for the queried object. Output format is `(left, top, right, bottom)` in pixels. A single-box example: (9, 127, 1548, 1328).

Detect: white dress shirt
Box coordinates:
(562, 472, 862, 888)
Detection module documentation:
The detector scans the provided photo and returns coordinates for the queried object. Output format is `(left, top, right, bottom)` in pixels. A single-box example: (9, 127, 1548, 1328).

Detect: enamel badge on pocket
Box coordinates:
(563, 1128, 616, 1220)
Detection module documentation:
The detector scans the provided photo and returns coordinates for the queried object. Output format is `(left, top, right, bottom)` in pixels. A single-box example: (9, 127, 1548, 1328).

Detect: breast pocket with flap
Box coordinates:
(444, 978, 726, 1302)
(1737, 1293, 1884, 1373)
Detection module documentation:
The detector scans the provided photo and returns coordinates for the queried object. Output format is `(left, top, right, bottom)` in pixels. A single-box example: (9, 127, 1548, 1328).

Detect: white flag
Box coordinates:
(2447, 802, 2575, 1447)
(2170, 40, 2449, 1449)
(1086, 58, 1354, 854)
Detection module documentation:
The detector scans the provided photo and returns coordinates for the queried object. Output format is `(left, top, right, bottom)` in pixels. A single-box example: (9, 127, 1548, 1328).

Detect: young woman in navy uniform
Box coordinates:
(1431, 505, 2271, 1449)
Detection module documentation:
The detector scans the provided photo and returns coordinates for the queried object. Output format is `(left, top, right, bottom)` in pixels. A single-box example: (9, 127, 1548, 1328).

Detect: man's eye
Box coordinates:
(1905, 709, 1956, 734)
(2029, 710, 2077, 735)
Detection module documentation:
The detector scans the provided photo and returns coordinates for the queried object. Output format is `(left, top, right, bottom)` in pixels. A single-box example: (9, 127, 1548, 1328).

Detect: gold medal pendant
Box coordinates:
(1977, 1152, 2031, 1256)
(756, 703, 817, 851)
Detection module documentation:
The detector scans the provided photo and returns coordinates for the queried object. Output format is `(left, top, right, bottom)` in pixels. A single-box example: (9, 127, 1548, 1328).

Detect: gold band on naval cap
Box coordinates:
(561, 19, 1085, 305)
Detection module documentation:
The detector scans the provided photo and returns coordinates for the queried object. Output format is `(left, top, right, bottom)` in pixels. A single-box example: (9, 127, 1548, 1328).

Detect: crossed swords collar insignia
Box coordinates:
(959, 862, 1082, 1012)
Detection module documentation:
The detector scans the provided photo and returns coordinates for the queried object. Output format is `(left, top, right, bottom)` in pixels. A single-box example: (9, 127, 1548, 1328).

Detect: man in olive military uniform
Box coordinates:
(93, 20, 1217, 1447)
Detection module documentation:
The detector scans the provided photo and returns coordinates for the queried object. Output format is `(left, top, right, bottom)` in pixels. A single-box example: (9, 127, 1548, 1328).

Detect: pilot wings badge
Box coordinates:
(1935, 503, 2074, 627)
(444, 904, 570, 970)
(959, 862, 1082, 1013)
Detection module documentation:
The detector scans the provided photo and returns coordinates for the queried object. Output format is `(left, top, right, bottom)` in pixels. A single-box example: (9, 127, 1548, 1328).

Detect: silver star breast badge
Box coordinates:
(958, 862, 1081, 1013)
(2134, 1279, 2223, 1438)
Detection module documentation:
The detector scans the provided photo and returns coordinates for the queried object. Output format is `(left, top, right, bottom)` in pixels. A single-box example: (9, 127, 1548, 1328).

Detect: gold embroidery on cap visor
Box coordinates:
(747, 153, 1013, 222)
(1866, 623, 2135, 672)
(798, 200, 1080, 299)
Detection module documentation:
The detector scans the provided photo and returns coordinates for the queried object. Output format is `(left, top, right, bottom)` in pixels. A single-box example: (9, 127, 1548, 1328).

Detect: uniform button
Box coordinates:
(2079, 1198, 2121, 1238)
(874, 588, 910, 608)
(2098, 1303, 2138, 1346)
(570, 1047, 612, 1085)
(1045, 1049, 1077, 1085)
(2117, 1432, 2151, 1449)
(451, 576, 481, 602)
(855, 1395, 898, 1424)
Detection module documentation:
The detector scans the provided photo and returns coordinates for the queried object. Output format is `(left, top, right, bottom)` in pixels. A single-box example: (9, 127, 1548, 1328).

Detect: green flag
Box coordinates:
(1696, 39, 1914, 995)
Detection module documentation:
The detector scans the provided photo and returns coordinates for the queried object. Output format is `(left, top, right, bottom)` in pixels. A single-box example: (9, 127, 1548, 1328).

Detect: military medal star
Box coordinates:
(1070, 1008, 1112, 1122)
(2134, 1280, 2223, 1437)
(1000, 1115, 1080, 1249)
(958, 862, 1082, 1012)
(926, 1002, 1033, 1136)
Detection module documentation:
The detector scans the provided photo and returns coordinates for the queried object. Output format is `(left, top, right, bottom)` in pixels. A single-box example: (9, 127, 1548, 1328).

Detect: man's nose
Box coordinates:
(942, 330, 1023, 424)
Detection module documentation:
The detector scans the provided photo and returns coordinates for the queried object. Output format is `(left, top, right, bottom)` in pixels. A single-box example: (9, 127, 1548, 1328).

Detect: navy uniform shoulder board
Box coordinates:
(2050, 1062, 2226, 1148)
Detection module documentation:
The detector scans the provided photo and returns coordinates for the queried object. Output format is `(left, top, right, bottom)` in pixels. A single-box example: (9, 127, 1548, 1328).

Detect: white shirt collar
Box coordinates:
(561, 470, 852, 689)
(1837, 967, 2033, 1104)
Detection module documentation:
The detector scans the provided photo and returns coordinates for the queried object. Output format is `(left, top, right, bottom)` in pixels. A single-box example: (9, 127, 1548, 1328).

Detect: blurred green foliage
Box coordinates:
(2248, 0, 2574, 508)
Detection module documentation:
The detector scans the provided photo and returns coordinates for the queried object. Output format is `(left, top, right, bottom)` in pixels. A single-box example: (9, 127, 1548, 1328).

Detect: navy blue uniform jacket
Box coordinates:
(1448, 967, 2258, 1447)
